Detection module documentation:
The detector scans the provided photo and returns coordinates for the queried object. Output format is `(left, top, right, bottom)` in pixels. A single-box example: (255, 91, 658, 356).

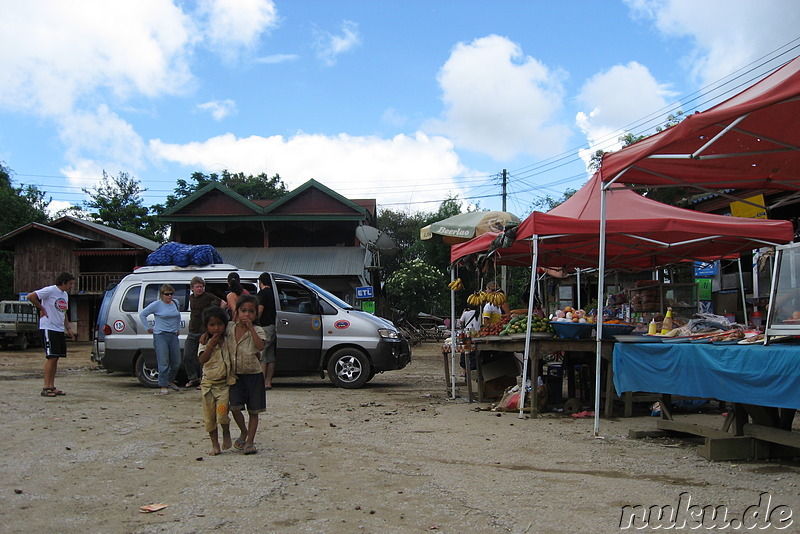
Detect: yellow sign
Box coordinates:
(730, 194, 767, 219)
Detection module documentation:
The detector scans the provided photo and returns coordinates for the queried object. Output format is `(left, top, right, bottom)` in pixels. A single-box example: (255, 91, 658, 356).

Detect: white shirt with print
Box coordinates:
(34, 285, 69, 332)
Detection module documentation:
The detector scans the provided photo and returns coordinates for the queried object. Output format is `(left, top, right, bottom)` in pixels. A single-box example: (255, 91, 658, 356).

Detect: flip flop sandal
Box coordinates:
(243, 445, 257, 455)
(41, 388, 58, 397)
(233, 438, 246, 451)
(50, 388, 66, 396)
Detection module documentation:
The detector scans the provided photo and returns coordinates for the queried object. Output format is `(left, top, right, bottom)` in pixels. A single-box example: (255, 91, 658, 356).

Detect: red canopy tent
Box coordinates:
(451, 173, 793, 269)
(599, 55, 800, 195)
(589, 55, 800, 435)
(449, 173, 793, 422)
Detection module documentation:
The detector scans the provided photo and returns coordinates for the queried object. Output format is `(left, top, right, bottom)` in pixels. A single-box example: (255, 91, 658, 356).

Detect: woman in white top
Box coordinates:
(482, 281, 510, 325)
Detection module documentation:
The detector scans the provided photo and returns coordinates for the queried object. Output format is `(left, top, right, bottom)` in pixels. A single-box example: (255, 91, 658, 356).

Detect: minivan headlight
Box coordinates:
(378, 328, 400, 340)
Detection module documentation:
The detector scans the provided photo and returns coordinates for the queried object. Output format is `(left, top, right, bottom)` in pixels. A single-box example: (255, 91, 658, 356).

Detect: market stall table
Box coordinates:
(614, 341, 800, 459)
(471, 336, 616, 415)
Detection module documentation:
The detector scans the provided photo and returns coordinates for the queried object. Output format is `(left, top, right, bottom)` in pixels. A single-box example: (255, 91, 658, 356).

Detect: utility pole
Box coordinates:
(501, 169, 508, 293)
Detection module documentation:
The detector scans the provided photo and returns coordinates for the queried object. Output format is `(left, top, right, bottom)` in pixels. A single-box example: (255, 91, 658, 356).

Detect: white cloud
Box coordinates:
(46, 200, 84, 219)
(423, 35, 570, 161)
(625, 0, 800, 89)
(197, 99, 238, 121)
(197, 0, 279, 61)
(255, 53, 299, 64)
(314, 20, 361, 66)
(0, 1, 196, 116)
(57, 105, 147, 189)
(575, 61, 675, 171)
(149, 131, 469, 207)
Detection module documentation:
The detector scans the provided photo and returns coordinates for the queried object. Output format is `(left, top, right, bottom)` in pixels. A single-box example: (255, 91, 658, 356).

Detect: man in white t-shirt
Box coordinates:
(27, 272, 76, 398)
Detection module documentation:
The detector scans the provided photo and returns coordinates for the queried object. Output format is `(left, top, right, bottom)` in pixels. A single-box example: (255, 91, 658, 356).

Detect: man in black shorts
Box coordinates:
(27, 272, 76, 397)
(256, 272, 277, 389)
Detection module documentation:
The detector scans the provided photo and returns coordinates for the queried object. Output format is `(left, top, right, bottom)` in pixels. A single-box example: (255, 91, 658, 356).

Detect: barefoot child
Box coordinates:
(227, 294, 266, 455)
(197, 306, 236, 456)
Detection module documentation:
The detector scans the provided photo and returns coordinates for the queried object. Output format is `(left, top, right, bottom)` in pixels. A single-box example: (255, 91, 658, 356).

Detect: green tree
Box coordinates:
(0, 163, 49, 297)
(82, 171, 165, 242)
(152, 170, 289, 213)
(384, 259, 448, 317)
(377, 195, 467, 302)
(376, 208, 429, 274)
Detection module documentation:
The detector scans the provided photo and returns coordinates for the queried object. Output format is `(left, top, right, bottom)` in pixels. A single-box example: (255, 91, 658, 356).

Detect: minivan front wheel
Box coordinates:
(327, 348, 372, 389)
(135, 355, 159, 388)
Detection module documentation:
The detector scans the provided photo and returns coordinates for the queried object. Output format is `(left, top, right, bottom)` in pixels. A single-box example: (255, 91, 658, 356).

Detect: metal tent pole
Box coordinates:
(737, 257, 749, 326)
(593, 182, 609, 437)
(518, 236, 539, 419)
(450, 266, 457, 399)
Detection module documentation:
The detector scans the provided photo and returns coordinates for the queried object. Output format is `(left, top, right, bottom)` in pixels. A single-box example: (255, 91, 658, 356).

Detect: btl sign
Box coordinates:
(356, 286, 374, 299)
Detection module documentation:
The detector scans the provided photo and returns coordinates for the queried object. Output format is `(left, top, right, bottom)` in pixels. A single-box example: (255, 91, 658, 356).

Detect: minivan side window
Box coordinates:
(121, 285, 141, 312)
(143, 284, 190, 311)
(275, 281, 317, 314)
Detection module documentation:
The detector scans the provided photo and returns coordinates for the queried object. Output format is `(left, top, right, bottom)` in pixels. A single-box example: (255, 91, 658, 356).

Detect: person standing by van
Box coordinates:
(224, 272, 249, 321)
(139, 284, 181, 395)
(184, 276, 222, 389)
(28, 272, 76, 397)
(256, 272, 277, 390)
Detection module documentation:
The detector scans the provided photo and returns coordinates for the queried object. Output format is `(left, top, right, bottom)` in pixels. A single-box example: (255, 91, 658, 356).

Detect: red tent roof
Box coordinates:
(599, 55, 800, 191)
(451, 173, 793, 269)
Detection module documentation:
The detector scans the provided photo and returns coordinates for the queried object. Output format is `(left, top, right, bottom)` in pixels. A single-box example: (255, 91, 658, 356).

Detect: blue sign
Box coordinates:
(356, 286, 374, 299)
(693, 261, 719, 277)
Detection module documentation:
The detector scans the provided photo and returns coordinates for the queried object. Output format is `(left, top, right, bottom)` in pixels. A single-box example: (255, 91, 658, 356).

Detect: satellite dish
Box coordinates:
(356, 225, 399, 257)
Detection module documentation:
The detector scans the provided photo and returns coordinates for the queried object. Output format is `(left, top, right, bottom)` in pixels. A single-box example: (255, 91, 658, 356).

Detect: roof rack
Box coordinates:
(132, 264, 240, 273)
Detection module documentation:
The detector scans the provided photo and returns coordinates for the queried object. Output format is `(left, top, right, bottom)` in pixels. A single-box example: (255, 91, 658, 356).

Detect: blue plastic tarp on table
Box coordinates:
(613, 343, 800, 410)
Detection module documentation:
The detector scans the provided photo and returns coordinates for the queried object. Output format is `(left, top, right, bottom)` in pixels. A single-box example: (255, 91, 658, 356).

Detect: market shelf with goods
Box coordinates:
(624, 281, 698, 325)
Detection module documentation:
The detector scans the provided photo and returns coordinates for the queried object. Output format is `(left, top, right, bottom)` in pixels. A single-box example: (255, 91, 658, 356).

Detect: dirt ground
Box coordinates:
(2, 342, 799, 533)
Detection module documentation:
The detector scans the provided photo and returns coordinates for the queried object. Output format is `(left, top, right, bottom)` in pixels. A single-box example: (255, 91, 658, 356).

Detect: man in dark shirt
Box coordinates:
(256, 272, 277, 390)
(184, 276, 222, 387)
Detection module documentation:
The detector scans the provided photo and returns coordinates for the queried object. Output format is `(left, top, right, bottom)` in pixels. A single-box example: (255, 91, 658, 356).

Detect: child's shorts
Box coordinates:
(230, 373, 266, 414)
(200, 381, 231, 432)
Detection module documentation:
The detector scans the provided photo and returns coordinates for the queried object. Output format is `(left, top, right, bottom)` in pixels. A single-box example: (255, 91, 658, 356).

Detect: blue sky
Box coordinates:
(2, 1, 799, 219)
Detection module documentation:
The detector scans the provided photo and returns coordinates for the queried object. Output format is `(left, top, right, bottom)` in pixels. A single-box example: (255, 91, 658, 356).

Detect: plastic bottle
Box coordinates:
(648, 318, 658, 335)
(660, 307, 673, 335)
(751, 310, 763, 329)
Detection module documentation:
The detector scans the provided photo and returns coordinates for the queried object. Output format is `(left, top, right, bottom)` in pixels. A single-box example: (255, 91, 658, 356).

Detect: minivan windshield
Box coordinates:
(300, 279, 356, 310)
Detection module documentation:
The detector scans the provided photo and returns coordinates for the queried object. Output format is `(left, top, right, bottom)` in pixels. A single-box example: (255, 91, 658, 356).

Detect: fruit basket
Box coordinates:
(598, 323, 636, 340)
(549, 321, 594, 339)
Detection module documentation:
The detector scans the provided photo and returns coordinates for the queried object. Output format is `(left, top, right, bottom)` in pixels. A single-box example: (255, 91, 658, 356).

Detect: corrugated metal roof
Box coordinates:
(54, 217, 161, 251)
(216, 246, 369, 277)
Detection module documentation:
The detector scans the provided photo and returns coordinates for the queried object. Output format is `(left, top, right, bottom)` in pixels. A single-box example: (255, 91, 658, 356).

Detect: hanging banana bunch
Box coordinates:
(466, 291, 487, 306)
(447, 277, 464, 291)
(488, 291, 507, 306)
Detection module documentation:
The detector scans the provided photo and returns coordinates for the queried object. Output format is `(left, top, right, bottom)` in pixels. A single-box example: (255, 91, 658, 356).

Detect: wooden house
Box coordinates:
(159, 179, 377, 301)
(0, 217, 159, 340)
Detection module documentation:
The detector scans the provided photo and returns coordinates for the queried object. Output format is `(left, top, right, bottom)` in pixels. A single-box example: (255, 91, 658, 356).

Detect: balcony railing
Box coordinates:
(78, 272, 128, 294)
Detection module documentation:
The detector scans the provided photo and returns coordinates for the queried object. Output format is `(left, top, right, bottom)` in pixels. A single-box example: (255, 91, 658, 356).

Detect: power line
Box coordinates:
(11, 39, 800, 213)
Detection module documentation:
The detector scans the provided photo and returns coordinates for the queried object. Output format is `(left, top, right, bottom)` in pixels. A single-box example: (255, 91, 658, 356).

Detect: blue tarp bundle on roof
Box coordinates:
(146, 242, 223, 267)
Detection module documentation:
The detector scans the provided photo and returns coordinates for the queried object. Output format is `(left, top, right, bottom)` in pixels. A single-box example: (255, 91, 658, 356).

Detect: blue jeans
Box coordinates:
(153, 332, 181, 387)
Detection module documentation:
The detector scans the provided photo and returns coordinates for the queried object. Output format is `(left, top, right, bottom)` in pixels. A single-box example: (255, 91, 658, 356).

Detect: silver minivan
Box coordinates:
(92, 264, 411, 388)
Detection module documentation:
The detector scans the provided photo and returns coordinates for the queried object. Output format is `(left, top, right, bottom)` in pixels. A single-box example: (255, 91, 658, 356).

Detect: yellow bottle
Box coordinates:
(660, 307, 673, 335)
(648, 318, 658, 335)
